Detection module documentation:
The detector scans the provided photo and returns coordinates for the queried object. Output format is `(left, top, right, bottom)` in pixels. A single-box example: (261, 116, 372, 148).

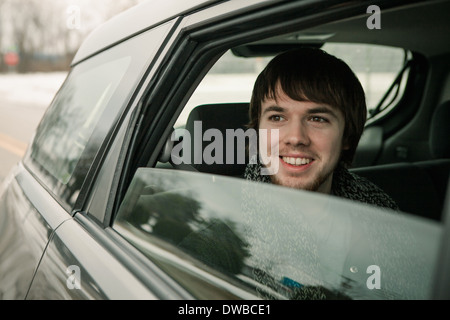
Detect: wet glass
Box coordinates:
(114, 168, 442, 300)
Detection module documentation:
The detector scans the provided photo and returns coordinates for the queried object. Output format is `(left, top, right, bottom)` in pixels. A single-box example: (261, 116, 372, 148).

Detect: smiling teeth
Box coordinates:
(282, 157, 311, 166)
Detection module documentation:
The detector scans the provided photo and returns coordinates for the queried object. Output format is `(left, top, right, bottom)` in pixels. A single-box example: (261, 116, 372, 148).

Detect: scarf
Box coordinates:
(243, 161, 399, 211)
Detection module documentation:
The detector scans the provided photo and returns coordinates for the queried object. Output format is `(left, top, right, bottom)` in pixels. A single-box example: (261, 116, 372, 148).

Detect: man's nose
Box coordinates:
(284, 121, 310, 146)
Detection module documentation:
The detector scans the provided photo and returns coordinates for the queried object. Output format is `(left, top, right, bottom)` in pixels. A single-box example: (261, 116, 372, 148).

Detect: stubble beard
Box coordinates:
(269, 162, 335, 193)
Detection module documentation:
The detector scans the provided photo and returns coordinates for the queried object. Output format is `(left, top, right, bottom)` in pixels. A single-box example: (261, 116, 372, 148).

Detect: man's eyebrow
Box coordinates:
(307, 106, 339, 119)
(261, 105, 285, 115)
(261, 104, 340, 119)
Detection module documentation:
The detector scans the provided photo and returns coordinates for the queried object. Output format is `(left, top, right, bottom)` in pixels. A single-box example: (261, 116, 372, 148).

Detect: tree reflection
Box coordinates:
(117, 174, 250, 276)
(30, 83, 77, 183)
(135, 191, 202, 244)
(179, 219, 250, 275)
(290, 285, 351, 300)
(115, 170, 364, 299)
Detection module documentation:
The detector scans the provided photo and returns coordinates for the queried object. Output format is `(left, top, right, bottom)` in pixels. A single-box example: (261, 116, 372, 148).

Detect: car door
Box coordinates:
(0, 166, 69, 299)
(15, 18, 179, 299)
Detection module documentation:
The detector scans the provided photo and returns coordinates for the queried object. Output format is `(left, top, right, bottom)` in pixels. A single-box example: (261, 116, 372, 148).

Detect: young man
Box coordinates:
(244, 48, 398, 210)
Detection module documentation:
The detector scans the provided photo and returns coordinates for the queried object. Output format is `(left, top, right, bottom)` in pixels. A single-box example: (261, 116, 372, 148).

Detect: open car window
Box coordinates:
(113, 168, 441, 300)
(176, 43, 406, 128)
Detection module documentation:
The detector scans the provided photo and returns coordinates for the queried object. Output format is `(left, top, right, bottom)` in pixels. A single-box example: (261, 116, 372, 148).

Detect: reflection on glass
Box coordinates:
(114, 168, 442, 300)
(30, 56, 131, 184)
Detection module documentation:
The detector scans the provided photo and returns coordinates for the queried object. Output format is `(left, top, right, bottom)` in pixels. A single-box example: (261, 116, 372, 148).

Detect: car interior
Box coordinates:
(156, 1, 450, 223)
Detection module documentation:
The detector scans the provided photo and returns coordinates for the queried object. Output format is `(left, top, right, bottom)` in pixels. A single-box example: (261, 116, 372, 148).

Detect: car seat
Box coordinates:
(352, 100, 450, 220)
(158, 103, 251, 177)
(183, 103, 250, 177)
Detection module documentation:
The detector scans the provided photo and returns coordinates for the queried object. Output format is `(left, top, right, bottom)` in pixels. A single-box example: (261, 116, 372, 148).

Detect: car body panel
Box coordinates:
(26, 217, 157, 300)
(0, 164, 70, 299)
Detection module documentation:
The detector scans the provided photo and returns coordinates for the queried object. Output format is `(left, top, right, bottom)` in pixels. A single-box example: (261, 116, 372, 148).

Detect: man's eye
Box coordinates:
(269, 115, 284, 122)
(310, 116, 328, 123)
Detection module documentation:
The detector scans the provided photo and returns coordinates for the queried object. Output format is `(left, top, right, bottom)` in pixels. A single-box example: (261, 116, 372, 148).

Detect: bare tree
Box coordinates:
(0, 0, 144, 73)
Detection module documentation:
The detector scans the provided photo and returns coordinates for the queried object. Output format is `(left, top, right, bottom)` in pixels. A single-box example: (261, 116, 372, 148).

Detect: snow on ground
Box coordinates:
(0, 72, 67, 109)
(0, 71, 256, 113)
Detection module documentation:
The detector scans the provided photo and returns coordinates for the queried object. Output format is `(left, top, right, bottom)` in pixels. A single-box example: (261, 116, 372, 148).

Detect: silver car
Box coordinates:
(0, 0, 449, 300)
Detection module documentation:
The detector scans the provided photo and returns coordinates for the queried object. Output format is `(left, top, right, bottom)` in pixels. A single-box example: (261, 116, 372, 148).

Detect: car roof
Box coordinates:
(72, 0, 221, 65)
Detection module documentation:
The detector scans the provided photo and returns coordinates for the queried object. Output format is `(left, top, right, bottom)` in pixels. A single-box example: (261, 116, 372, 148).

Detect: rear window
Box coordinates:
(25, 21, 174, 209)
(30, 56, 131, 185)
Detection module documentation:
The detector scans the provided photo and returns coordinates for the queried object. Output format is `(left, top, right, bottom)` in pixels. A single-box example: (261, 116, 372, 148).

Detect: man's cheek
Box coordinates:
(259, 128, 279, 175)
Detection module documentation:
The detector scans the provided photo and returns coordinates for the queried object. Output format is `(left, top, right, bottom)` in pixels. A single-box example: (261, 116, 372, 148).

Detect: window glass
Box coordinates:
(114, 168, 441, 300)
(25, 21, 174, 209)
(30, 56, 131, 184)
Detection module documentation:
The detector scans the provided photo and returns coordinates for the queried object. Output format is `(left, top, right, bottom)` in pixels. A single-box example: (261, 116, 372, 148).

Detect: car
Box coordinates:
(0, 0, 449, 300)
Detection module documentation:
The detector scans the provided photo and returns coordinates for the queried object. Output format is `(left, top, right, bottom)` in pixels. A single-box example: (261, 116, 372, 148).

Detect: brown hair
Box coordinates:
(249, 47, 367, 167)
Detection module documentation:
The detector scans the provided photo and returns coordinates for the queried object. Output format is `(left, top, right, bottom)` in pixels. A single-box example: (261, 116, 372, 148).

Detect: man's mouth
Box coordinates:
(281, 156, 313, 166)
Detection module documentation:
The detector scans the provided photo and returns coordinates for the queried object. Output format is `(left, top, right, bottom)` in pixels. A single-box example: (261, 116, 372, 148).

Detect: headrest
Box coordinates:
(184, 103, 250, 176)
(430, 100, 450, 158)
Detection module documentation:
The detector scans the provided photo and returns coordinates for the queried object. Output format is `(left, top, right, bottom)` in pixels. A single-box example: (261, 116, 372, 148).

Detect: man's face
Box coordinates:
(258, 88, 347, 194)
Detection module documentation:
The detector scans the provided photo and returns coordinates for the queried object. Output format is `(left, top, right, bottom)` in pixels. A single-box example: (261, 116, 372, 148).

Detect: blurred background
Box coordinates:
(0, 0, 144, 182)
(0, 0, 144, 73)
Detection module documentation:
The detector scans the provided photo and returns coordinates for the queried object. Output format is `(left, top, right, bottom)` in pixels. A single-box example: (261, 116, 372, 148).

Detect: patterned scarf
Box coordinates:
(244, 161, 399, 211)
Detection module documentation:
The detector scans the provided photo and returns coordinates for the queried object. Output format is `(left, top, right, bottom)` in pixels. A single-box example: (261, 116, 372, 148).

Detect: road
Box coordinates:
(0, 99, 47, 183)
(0, 72, 66, 184)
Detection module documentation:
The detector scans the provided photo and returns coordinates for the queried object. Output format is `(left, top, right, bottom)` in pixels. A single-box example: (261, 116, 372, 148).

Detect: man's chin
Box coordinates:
(270, 174, 320, 192)
(270, 169, 335, 193)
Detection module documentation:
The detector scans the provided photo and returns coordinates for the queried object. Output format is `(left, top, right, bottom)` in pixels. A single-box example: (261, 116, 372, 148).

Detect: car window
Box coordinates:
(25, 21, 174, 210)
(176, 43, 406, 128)
(113, 168, 441, 300)
(30, 56, 131, 185)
